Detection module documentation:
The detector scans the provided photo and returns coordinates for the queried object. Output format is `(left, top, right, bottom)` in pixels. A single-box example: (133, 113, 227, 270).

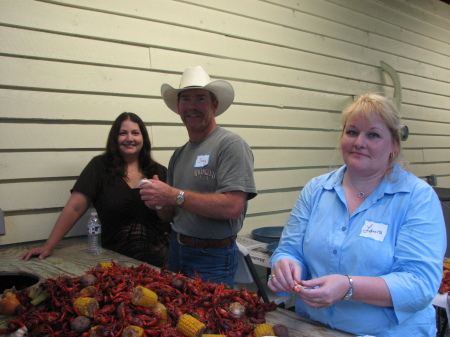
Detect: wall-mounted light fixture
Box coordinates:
(426, 174, 438, 186)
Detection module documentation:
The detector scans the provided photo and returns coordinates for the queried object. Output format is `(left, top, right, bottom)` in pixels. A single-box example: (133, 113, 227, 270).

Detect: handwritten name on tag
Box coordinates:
(195, 155, 209, 168)
(359, 220, 388, 242)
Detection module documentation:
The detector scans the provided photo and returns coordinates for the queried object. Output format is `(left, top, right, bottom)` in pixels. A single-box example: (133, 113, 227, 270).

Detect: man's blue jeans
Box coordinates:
(168, 231, 238, 288)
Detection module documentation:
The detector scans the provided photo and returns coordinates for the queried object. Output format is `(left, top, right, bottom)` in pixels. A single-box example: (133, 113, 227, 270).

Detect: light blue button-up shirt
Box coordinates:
(271, 165, 446, 337)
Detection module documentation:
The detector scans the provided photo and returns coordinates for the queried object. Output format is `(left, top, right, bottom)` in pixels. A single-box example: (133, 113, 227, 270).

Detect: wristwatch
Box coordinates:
(342, 275, 353, 301)
(176, 190, 185, 207)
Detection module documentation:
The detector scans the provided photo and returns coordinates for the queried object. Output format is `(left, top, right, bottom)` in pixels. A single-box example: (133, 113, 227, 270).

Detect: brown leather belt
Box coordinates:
(176, 232, 235, 249)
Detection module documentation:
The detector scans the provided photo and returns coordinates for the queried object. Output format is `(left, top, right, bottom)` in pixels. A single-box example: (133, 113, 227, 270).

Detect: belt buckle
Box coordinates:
(176, 232, 185, 246)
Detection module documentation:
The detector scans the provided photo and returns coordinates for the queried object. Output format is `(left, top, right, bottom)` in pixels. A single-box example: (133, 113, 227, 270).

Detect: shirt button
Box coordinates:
(333, 250, 337, 254)
(342, 227, 347, 231)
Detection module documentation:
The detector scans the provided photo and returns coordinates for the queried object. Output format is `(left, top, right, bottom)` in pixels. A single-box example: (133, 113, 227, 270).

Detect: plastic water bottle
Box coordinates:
(87, 212, 102, 255)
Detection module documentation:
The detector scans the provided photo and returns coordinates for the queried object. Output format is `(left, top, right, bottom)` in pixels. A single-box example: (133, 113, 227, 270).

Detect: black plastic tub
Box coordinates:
(251, 226, 284, 243)
(0, 271, 40, 293)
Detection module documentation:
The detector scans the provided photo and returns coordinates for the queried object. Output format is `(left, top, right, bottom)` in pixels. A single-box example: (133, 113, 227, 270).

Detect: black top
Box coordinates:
(72, 155, 171, 267)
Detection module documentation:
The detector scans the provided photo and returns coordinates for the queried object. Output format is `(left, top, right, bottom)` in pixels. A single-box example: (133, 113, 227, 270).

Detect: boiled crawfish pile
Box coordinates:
(438, 260, 450, 294)
(2, 262, 277, 337)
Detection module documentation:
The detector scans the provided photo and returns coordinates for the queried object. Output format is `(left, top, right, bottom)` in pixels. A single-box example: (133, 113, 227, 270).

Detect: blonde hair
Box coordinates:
(338, 93, 406, 175)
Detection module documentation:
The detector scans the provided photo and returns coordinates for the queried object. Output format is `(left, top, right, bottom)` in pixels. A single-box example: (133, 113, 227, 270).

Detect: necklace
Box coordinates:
(343, 171, 367, 199)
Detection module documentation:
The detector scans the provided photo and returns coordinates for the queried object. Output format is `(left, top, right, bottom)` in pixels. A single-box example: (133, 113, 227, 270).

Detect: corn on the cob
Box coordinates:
(96, 262, 113, 270)
(176, 314, 206, 337)
(73, 297, 99, 318)
(122, 325, 144, 337)
(153, 302, 167, 326)
(131, 285, 158, 308)
(253, 323, 275, 337)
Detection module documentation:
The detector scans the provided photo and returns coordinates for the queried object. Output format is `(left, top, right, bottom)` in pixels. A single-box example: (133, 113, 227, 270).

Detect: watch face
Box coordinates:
(176, 191, 184, 206)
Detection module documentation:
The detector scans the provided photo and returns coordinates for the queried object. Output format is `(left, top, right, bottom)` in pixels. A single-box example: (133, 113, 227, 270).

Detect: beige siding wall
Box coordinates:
(0, 0, 449, 245)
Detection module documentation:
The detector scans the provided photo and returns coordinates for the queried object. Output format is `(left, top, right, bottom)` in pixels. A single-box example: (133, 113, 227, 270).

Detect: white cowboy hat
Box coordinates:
(161, 66, 234, 117)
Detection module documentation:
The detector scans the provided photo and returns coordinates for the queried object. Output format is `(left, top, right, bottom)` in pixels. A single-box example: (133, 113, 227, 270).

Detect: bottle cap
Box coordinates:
(91, 212, 98, 216)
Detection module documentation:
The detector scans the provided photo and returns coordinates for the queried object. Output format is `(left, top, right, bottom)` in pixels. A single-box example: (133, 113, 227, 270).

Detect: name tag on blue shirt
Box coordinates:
(195, 155, 209, 168)
(359, 220, 388, 242)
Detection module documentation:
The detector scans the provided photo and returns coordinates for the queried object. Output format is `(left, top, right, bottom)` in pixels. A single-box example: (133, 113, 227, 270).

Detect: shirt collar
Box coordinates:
(323, 164, 410, 196)
(323, 166, 346, 191)
(381, 164, 410, 195)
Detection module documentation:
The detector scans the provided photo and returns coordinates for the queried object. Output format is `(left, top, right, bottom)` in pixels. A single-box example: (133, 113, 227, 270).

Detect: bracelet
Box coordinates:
(342, 275, 353, 301)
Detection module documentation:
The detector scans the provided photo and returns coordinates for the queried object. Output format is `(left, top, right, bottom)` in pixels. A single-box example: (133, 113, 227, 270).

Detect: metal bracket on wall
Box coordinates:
(380, 61, 402, 111)
(380, 61, 408, 141)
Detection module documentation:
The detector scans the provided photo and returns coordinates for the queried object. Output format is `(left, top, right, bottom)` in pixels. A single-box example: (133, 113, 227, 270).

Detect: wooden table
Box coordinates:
(0, 237, 355, 337)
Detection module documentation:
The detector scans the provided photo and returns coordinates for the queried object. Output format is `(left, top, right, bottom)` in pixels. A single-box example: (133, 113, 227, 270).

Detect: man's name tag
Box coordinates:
(195, 155, 209, 168)
(359, 220, 388, 242)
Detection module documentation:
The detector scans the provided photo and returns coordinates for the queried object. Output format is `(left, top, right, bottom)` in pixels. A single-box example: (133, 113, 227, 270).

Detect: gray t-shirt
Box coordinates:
(167, 127, 257, 239)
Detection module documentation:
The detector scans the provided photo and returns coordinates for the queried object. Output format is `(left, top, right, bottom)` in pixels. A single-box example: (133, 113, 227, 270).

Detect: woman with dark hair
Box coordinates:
(20, 112, 170, 267)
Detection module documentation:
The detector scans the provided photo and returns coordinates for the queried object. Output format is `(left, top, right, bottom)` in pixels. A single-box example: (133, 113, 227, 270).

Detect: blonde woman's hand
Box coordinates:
(267, 258, 301, 293)
(293, 274, 351, 309)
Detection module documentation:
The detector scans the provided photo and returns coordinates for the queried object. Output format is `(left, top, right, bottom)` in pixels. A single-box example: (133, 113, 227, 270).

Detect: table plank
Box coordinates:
(266, 309, 355, 337)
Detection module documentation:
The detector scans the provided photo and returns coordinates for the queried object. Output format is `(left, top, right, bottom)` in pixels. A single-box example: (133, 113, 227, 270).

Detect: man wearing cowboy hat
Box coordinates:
(140, 66, 256, 287)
